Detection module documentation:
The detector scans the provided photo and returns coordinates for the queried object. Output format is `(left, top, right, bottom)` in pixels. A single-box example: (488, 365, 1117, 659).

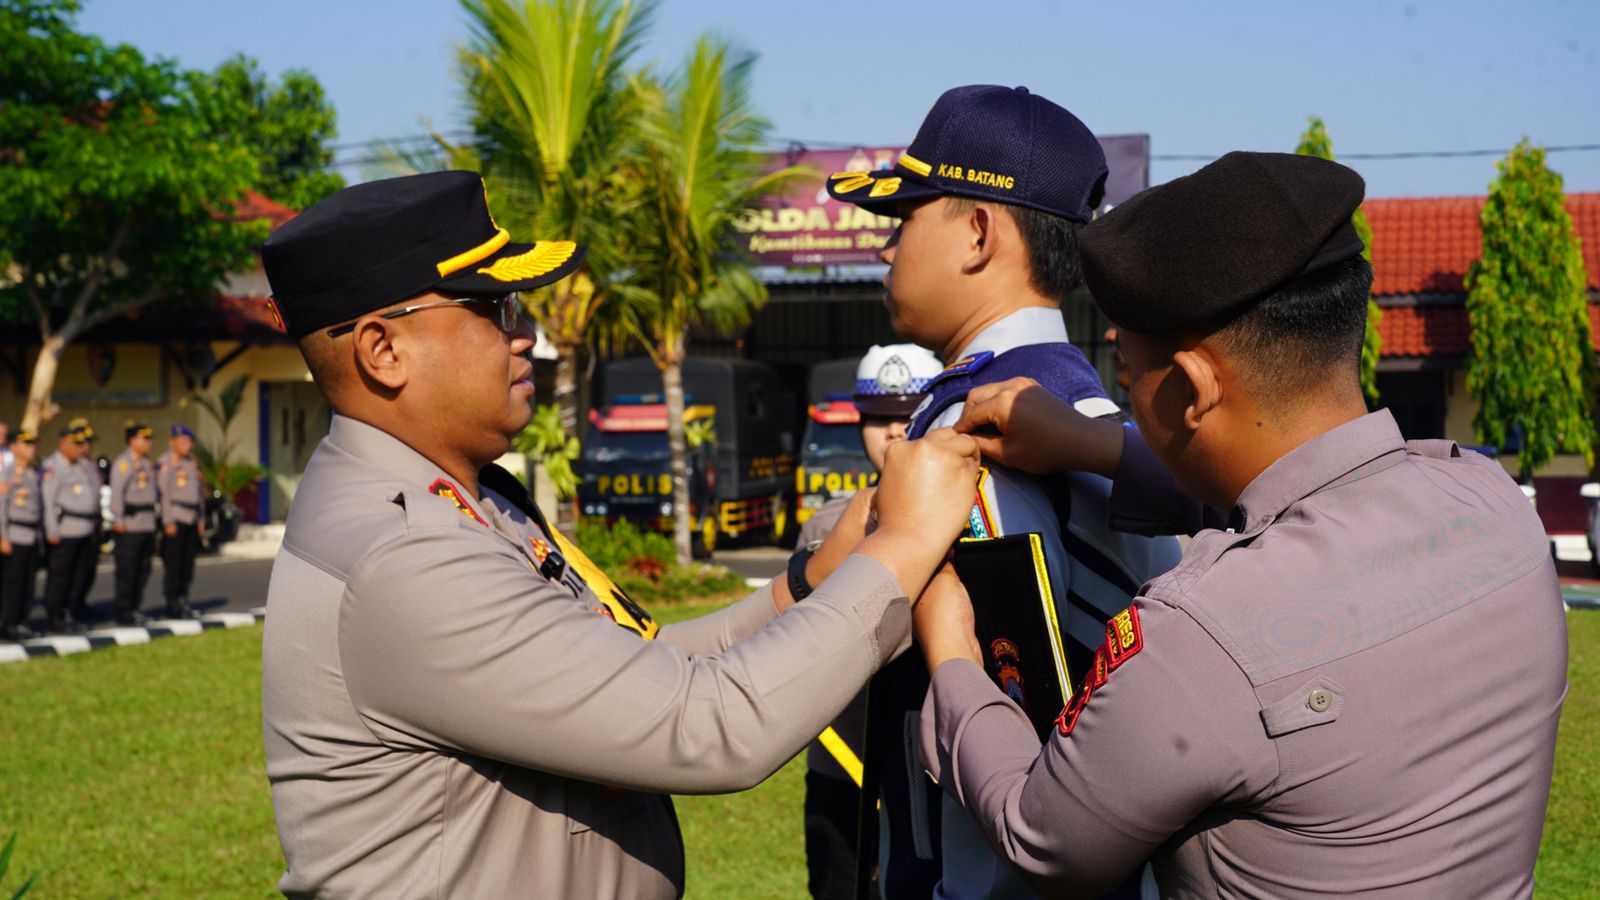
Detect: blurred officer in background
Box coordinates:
(110, 421, 159, 626)
(788, 343, 941, 900)
(41, 422, 98, 634)
(158, 424, 205, 619)
(0, 430, 42, 641)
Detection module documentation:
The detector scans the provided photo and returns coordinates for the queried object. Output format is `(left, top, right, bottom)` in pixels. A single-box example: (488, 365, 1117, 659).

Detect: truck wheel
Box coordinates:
(693, 513, 717, 560)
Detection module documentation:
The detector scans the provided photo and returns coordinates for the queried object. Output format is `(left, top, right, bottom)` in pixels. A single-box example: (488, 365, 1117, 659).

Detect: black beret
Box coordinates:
(1081, 151, 1366, 333)
(260, 171, 586, 336)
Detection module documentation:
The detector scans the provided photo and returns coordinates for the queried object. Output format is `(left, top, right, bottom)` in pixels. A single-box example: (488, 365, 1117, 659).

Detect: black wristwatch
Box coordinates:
(787, 540, 825, 602)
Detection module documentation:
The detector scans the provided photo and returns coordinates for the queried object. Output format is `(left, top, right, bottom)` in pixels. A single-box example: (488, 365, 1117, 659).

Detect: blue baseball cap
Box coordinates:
(170, 424, 195, 439)
(826, 85, 1107, 223)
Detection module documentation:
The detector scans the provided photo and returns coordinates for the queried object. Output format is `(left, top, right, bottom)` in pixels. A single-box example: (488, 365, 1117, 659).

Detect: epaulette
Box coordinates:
(927, 350, 995, 388)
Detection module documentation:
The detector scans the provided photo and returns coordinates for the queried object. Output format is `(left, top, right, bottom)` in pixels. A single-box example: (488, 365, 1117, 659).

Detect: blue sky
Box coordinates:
(80, 0, 1600, 199)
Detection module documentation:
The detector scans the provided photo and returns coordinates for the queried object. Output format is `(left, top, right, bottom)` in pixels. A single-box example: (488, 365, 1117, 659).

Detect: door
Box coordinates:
(266, 380, 331, 521)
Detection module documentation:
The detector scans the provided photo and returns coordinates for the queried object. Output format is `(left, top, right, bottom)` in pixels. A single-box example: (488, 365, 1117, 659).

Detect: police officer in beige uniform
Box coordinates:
(258, 171, 982, 898)
(110, 421, 159, 626)
(41, 422, 99, 634)
(916, 152, 1567, 898)
(158, 424, 204, 619)
(0, 430, 43, 641)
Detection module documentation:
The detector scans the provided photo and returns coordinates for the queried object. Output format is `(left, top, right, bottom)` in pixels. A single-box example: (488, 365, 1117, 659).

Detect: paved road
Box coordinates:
(18, 544, 786, 632)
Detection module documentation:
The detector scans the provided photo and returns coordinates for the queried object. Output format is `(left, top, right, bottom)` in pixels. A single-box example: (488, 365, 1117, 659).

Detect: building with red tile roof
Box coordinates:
(1362, 192, 1599, 533)
(1367, 192, 1600, 359)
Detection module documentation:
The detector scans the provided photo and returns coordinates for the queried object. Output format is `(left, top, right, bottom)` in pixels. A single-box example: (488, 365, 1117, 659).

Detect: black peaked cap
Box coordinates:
(260, 171, 585, 336)
(1081, 151, 1366, 333)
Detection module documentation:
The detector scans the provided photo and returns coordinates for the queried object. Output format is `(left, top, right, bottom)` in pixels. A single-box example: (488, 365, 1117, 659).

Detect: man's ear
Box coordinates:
(350, 317, 408, 392)
(1171, 347, 1222, 432)
(961, 203, 1000, 274)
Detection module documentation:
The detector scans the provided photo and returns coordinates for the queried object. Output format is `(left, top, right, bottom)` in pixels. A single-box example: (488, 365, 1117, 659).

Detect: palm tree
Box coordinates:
(458, 0, 654, 528)
(621, 38, 804, 565)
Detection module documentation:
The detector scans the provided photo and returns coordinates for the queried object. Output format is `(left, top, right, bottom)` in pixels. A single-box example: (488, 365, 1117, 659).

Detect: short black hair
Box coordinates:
(1210, 255, 1374, 400)
(945, 198, 1084, 302)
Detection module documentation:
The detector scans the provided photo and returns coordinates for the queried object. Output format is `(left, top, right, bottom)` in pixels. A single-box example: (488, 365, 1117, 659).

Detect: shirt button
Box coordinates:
(1307, 689, 1333, 713)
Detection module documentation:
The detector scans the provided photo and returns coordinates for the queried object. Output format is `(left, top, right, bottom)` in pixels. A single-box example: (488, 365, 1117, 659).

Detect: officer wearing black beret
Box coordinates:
(258, 171, 981, 896)
(918, 151, 1567, 897)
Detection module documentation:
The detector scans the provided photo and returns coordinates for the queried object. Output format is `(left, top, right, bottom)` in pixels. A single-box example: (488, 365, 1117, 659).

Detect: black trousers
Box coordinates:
(44, 536, 95, 624)
(161, 523, 200, 610)
(113, 531, 156, 617)
(805, 771, 877, 900)
(1, 541, 39, 631)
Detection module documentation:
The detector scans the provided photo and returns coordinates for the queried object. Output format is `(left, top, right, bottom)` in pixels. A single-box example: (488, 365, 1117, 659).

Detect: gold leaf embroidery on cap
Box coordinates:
(869, 177, 902, 198)
(476, 241, 578, 282)
(830, 171, 875, 193)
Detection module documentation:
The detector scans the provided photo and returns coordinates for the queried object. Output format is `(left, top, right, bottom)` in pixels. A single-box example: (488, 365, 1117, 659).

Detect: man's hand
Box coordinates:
(953, 377, 1126, 477)
(915, 562, 981, 673)
(0, 538, 12, 556)
(164, 523, 177, 538)
(47, 535, 60, 546)
(112, 522, 126, 534)
(857, 429, 981, 598)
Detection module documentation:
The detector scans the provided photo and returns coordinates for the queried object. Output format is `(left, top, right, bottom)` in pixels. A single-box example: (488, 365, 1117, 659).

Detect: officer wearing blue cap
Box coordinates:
(158, 424, 204, 619)
(828, 86, 1181, 900)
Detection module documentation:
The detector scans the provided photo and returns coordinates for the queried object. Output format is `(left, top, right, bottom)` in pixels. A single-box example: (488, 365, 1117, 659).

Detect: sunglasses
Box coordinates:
(326, 293, 521, 338)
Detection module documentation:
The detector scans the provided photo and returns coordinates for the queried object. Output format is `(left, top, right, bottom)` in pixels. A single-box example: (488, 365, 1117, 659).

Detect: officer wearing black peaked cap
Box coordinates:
(257, 172, 982, 897)
(916, 151, 1567, 897)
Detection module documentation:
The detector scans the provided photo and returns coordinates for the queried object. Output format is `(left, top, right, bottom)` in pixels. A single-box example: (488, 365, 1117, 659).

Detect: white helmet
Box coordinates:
(853, 344, 943, 417)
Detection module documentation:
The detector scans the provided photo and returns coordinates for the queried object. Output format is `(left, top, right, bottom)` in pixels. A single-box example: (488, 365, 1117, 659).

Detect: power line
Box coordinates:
(319, 132, 1600, 171)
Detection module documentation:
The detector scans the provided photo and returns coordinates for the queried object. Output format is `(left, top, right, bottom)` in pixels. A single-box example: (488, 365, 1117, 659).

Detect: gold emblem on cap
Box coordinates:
(830, 171, 874, 193)
(476, 241, 578, 282)
(898, 153, 932, 177)
(869, 177, 901, 198)
(436, 227, 511, 278)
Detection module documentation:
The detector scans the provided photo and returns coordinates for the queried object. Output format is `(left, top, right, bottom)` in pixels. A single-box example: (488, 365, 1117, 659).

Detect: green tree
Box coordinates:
(0, 0, 263, 433)
(1465, 139, 1596, 479)
(458, 0, 655, 529)
(191, 54, 345, 211)
(621, 38, 802, 564)
(1295, 116, 1382, 402)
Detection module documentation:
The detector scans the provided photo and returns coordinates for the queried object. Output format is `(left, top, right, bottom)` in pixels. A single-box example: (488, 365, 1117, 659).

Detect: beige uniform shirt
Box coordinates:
(110, 451, 158, 533)
(922, 410, 1567, 898)
(262, 415, 912, 898)
(41, 451, 100, 540)
(158, 450, 203, 526)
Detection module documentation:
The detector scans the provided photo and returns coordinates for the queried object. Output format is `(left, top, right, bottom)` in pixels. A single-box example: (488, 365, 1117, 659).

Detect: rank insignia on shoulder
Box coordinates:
(1105, 606, 1144, 670)
(117, 461, 128, 473)
(929, 350, 995, 386)
(429, 478, 488, 527)
(1056, 606, 1145, 739)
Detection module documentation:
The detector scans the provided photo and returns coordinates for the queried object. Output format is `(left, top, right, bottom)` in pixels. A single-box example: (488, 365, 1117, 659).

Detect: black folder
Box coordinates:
(951, 533, 1073, 742)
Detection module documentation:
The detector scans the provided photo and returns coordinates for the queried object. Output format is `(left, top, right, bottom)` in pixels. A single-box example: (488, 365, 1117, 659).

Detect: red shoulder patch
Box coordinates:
(1056, 606, 1145, 738)
(429, 478, 488, 527)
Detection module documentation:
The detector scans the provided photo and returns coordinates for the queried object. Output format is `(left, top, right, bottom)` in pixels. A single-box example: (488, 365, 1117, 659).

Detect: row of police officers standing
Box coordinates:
(0, 419, 207, 641)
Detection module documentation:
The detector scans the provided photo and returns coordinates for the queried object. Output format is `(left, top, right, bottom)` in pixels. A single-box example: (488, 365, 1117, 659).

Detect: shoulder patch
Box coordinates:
(1055, 605, 1145, 738)
(929, 350, 995, 387)
(428, 478, 488, 527)
(118, 460, 129, 473)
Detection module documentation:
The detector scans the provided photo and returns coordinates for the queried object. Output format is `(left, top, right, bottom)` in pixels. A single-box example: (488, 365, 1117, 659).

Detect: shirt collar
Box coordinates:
(325, 414, 477, 505)
(1230, 409, 1410, 533)
(957, 307, 1069, 361)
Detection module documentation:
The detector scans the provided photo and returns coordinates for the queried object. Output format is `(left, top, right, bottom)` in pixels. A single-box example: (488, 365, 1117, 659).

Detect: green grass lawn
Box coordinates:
(1, 607, 1596, 897)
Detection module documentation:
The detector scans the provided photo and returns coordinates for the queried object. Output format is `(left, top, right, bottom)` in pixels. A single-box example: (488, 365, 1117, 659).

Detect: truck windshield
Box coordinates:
(583, 431, 670, 464)
(804, 423, 865, 461)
